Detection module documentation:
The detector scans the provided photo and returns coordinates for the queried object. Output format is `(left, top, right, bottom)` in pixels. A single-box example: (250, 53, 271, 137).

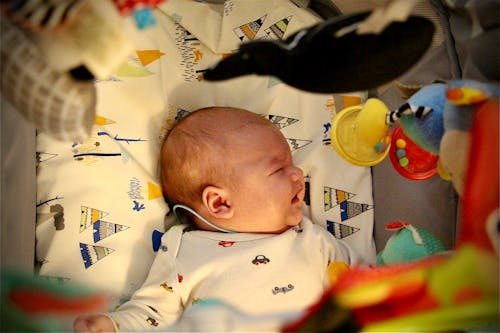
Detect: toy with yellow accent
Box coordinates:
(282, 86, 499, 332)
(387, 80, 498, 189)
(330, 98, 391, 167)
(327, 261, 350, 285)
(331, 80, 499, 190)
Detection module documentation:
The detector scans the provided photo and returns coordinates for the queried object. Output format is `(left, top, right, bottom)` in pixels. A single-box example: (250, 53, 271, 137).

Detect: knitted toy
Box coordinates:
(376, 221, 446, 265)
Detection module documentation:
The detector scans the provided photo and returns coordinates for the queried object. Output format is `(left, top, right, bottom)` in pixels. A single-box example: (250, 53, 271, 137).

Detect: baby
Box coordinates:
(74, 107, 359, 332)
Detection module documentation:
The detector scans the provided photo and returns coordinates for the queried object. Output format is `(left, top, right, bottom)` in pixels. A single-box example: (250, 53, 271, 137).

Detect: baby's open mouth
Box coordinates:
(291, 187, 305, 205)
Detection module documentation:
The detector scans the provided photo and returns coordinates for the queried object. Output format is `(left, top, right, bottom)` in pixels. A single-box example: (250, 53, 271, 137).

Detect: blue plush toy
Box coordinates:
(385, 80, 499, 191)
(377, 221, 446, 265)
(388, 83, 446, 155)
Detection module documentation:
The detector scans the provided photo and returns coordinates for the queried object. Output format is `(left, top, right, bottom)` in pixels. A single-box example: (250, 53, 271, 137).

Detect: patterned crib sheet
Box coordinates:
(36, 0, 375, 309)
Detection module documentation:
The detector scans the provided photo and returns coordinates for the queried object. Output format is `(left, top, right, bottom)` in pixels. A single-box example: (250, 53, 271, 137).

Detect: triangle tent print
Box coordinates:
(80, 206, 109, 232)
(287, 138, 312, 152)
(95, 115, 116, 126)
(117, 63, 154, 77)
(324, 187, 356, 211)
(233, 15, 267, 42)
(339, 201, 373, 222)
(80, 243, 115, 269)
(267, 114, 299, 130)
(136, 50, 165, 66)
(148, 182, 163, 200)
(327, 220, 360, 239)
(36, 152, 58, 163)
(93, 221, 130, 243)
(264, 16, 292, 40)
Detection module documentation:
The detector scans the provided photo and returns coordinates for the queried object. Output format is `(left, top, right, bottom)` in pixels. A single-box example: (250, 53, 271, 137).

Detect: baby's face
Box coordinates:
(226, 122, 305, 233)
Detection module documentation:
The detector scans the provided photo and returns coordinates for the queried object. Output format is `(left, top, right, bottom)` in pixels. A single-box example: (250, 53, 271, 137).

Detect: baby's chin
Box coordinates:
(288, 210, 303, 227)
(269, 216, 302, 234)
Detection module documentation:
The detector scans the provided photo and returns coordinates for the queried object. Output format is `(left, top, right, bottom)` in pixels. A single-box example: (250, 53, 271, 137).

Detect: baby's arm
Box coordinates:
(329, 237, 361, 266)
(315, 224, 361, 266)
(74, 228, 184, 332)
(108, 249, 183, 331)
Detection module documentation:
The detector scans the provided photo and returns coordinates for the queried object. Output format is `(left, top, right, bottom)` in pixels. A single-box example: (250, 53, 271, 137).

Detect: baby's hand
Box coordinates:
(73, 314, 115, 332)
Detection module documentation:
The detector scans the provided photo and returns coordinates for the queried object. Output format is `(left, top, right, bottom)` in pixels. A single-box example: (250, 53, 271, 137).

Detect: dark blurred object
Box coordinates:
(291, 0, 342, 20)
(204, 12, 435, 93)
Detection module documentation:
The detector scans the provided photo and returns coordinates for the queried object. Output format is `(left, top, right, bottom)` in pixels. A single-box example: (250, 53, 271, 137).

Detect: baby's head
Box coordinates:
(161, 106, 305, 233)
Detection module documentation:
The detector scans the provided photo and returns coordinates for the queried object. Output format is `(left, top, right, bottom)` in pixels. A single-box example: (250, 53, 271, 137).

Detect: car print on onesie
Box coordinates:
(272, 284, 294, 295)
(252, 255, 270, 265)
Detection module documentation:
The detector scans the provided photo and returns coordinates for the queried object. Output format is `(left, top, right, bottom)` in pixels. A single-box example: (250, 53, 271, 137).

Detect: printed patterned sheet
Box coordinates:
(35, 0, 376, 309)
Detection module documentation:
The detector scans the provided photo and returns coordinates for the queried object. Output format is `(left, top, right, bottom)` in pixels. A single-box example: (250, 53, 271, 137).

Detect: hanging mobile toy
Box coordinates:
(330, 98, 391, 167)
(388, 125, 440, 180)
(204, 11, 434, 93)
(331, 81, 499, 184)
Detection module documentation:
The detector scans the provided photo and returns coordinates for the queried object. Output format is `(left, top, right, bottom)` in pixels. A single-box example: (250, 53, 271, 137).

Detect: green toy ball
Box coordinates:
(377, 221, 446, 265)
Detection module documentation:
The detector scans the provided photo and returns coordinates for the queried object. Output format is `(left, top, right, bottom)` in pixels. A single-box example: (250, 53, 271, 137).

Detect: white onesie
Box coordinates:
(107, 217, 359, 331)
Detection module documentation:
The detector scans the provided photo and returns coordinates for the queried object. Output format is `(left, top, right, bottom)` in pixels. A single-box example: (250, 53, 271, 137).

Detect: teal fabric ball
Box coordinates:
(377, 225, 445, 265)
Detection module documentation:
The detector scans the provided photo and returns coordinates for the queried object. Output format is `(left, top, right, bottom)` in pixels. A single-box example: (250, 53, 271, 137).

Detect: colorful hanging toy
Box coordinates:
(330, 80, 499, 188)
(285, 82, 499, 332)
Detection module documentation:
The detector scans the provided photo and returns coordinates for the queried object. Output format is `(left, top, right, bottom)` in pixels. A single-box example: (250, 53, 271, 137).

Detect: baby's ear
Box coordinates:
(202, 186, 234, 219)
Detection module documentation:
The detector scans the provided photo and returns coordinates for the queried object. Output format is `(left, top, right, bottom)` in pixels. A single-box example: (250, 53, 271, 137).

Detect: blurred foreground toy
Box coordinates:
(1, 0, 164, 78)
(376, 221, 446, 265)
(283, 86, 499, 332)
(0, 0, 165, 142)
(204, 11, 434, 93)
(1, 270, 108, 332)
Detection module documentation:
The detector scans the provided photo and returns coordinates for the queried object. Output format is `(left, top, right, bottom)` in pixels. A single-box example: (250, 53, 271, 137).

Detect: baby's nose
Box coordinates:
(288, 165, 304, 182)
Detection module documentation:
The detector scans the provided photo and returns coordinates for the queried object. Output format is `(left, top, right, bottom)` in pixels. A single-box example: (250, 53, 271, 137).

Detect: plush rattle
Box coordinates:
(376, 221, 446, 265)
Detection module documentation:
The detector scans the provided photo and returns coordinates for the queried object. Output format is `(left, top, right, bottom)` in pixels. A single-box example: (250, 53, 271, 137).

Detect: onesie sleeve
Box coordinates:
(327, 236, 361, 266)
(312, 221, 361, 266)
(105, 226, 186, 331)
